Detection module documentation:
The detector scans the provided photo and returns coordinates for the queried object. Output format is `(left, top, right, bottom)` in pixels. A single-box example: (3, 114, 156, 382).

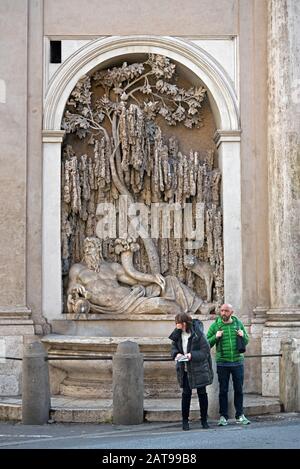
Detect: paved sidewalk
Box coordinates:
(0, 413, 299, 449)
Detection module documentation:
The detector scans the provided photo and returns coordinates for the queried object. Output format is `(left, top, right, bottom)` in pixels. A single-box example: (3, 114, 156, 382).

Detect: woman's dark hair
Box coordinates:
(175, 312, 193, 332)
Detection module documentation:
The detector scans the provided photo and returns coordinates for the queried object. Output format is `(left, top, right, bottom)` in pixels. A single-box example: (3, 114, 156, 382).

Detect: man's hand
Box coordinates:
(67, 294, 75, 305)
(185, 353, 192, 361)
(237, 329, 244, 337)
(216, 330, 223, 338)
(73, 285, 86, 296)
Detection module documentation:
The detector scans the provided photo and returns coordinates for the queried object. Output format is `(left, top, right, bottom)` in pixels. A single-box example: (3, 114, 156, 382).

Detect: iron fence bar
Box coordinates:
(144, 357, 172, 361)
(46, 356, 172, 361)
(46, 356, 112, 360)
(0, 357, 23, 361)
(244, 354, 282, 358)
(0, 353, 283, 361)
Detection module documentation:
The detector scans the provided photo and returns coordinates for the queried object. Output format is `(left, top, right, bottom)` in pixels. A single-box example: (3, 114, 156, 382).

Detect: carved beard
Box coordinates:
(84, 252, 101, 273)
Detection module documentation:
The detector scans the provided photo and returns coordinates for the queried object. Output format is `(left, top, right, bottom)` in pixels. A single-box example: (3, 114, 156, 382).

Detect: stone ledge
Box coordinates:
(0, 326, 35, 335)
(266, 308, 300, 325)
(0, 402, 22, 421)
(0, 307, 32, 319)
(42, 334, 172, 353)
(0, 320, 34, 325)
(0, 394, 282, 423)
(61, 314, 216, 321)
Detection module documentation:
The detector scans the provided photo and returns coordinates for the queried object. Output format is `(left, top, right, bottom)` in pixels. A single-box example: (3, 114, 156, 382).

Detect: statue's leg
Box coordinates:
(132, 297, 182, 315)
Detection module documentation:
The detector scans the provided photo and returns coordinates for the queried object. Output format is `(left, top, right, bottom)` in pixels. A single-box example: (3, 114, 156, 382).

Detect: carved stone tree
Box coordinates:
(61, 54, 223, 311)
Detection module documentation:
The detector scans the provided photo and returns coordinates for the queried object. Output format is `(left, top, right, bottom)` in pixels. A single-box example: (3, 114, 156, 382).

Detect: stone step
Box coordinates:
(0, 394, 281, 423)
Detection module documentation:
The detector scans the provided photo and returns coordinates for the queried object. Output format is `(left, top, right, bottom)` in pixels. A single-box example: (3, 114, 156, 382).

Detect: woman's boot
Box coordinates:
(198, 392, 209, 429)
(182, 392, 191, 430)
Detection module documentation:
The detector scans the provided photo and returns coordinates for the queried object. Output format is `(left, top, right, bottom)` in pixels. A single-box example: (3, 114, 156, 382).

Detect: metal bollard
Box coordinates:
(22, 341, 50, 425)
(112, 341, 144, 425)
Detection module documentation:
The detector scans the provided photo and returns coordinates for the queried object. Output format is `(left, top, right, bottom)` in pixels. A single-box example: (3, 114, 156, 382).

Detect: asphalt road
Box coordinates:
(0, 414, 299, 450)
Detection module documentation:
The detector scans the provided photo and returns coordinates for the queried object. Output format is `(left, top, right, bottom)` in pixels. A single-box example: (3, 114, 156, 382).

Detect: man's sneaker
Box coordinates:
(236, 414, 251, 425)
(217, 416, 228, 426)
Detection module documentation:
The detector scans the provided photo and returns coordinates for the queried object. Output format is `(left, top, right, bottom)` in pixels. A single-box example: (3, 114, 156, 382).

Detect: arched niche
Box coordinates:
(42, 36, 241, 320)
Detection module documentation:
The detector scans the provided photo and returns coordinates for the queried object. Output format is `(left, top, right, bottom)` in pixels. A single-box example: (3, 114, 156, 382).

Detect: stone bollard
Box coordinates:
(112, 341, 144, 425)
(22, 341, 50, 425)
(280, 339, 300, 413)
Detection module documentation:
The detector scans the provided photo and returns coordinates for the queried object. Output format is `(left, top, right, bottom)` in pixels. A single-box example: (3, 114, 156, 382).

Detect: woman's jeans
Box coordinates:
(217, 363, 244, 419)
(182, 371, 208, 423)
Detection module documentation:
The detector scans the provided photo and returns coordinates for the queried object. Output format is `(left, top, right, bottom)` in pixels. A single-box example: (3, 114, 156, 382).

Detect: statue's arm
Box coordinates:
(66, 264, 89, 313)
(113, 265, 137, 286)
(120, 251, 165, 292)
(67, 264, 87, 296)
(110, 262, 147, 286)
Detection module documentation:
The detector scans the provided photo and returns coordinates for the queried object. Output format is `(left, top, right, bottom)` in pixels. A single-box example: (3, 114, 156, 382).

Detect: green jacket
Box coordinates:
(206, 316, 249, 363)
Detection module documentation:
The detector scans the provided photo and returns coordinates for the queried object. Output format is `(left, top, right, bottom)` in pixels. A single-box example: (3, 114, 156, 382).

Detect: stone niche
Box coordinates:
(60, 53, 223, 316)
(47, 53, 225, 402)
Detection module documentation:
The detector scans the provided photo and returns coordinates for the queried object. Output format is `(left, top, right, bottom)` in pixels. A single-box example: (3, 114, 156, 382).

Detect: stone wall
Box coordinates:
(0, 0, 270, 330)
(0, 0, 283, 403)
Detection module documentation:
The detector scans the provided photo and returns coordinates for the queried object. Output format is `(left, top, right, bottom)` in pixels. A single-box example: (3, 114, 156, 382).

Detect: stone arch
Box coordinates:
(42, 36, 242, 320)
(44, 35, 239, 131)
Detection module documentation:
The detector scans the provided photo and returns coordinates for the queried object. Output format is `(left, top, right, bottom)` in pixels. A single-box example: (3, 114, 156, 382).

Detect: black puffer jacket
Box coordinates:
(169, 319, 213, 389)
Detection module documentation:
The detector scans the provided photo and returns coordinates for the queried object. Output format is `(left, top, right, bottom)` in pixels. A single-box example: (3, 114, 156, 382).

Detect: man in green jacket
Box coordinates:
(207, 303, 250, 426)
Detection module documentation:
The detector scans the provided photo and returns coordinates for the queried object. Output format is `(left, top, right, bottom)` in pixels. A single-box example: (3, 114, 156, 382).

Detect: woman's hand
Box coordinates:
(175, 353, 184, 361)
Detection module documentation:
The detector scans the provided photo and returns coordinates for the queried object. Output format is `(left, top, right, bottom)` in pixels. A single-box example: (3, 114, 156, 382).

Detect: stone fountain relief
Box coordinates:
(61, 54, 223, 317)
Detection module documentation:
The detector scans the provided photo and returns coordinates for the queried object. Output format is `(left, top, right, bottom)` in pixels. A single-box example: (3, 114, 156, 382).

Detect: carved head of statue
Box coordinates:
(83, 237, 103, 272)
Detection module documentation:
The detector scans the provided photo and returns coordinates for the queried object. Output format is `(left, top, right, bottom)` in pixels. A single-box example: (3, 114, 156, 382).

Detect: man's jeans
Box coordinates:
(217, 363, 244, 419)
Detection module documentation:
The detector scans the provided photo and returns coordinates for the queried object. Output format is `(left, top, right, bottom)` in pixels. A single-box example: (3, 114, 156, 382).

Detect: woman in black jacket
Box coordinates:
(169, 312, 213, 430)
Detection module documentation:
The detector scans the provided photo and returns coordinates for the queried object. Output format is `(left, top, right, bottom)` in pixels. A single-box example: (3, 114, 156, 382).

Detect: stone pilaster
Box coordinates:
(27, 0, 51, 335)
(0, 0, 35, 396)
(262, 0, 300, 396)
(213, 130, 242, 312)
(267, 0, 300, 312)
